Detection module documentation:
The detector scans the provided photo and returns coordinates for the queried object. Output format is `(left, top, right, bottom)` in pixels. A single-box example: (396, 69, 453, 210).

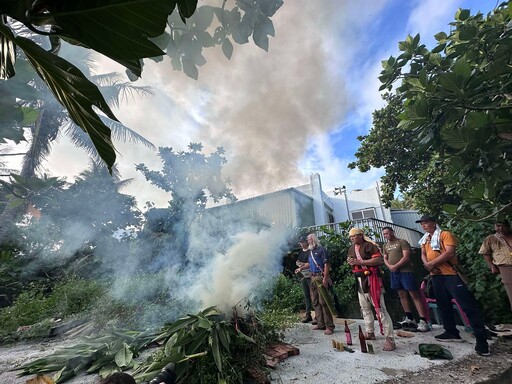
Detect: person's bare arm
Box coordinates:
(482, 253, 500, 274)
(383, 251, 392, 269)
(322, 262, 330, 287)
(424, 245, 455, 271)
(390, 248, 411, 272)
(295, 263, 310, 274)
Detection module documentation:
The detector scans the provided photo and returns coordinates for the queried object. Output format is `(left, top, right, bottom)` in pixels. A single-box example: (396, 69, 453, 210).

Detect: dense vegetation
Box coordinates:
(347, 2, 512, 324)
(350, 4, 512, 220)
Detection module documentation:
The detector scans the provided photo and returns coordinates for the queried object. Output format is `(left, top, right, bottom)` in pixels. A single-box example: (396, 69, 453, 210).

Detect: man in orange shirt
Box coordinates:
(418, 215, 489, 356)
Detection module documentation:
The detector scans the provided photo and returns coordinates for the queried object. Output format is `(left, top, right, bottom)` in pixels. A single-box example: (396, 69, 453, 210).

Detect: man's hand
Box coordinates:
(423, 260, 440, 273)
(491, 265, 500, 274)
(348, 258, 360, 266)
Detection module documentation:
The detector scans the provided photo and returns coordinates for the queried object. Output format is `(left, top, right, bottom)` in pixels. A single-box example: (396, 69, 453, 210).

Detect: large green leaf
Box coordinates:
(4, 30, 118, 170)
(114, 343, 134, 368)
(164, 333, 179, 356)
(177, 0, 198, 21)
(36, 0, 180, 77)
(253, 14, 274, 51)
(440, 126, 469, 150)
(0, 21, 16, 79)
(210, 328, 222, 372)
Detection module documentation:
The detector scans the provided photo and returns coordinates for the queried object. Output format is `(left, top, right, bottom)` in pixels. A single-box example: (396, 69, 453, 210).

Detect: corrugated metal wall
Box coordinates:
(391, 210, 424, 233)
(206, 189, 315, 228)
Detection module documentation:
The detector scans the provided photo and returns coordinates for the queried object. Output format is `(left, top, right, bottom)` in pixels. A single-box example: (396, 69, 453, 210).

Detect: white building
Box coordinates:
(207, 173, 423, 245)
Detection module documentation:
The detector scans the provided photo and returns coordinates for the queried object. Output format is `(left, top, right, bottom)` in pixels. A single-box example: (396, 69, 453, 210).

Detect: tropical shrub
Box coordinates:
(0, 278, 106, 342)
(262, 273, 303, 313)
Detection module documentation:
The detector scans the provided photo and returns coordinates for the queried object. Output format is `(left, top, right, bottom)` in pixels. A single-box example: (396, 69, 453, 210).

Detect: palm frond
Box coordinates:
(100, 82, 154, 109)
(92, 72, 125, 87)
(105, 119, 155, 149)
(63, 121, 102, 161)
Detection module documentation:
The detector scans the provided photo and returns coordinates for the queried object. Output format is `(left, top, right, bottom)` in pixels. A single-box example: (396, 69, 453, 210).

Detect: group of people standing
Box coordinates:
(294, 214, 512, 357)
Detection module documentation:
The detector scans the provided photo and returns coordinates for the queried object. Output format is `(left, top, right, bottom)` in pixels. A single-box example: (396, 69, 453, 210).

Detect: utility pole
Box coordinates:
(376, 181, 385, 220)
(334, 186, 350, 220)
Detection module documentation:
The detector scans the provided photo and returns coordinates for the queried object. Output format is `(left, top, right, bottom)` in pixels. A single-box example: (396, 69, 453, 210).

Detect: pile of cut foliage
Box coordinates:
(17, 306, 277, 384)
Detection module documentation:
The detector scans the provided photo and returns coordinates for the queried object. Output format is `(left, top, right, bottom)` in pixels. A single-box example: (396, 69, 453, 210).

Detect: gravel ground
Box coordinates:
(0, 338, 98, 384)
(269, 319, 512, 384)
(1, 320, 510, 384)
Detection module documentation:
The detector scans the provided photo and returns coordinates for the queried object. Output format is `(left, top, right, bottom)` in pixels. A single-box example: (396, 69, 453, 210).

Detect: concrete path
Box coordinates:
(269, 319, 487, 384)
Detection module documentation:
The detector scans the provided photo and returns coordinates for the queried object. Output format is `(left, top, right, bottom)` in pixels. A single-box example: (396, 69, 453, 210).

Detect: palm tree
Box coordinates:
(0, 45, 155, 244)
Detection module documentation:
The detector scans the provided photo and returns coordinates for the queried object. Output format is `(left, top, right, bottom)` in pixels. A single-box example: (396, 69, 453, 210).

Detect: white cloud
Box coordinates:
(5, 0, 496, 209)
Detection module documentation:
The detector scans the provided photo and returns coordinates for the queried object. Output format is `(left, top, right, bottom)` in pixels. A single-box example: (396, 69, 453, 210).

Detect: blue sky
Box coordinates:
(11, 0, 498, 208)
(300, 0, 497, 195)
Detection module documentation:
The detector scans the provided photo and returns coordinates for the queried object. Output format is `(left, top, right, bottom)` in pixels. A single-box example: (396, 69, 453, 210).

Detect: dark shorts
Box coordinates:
(390, 271, 419, 291)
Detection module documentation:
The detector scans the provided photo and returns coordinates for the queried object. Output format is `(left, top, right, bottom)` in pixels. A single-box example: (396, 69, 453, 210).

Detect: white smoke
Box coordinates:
(186, 227, 287, 313)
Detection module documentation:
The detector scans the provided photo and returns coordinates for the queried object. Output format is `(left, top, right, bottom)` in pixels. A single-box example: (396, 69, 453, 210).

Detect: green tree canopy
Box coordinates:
(136, 143, 236, 260)
(351, 3, 512, 219)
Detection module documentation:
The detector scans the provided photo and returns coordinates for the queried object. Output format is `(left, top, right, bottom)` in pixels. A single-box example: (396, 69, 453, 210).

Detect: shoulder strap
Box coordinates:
(310, 250, 323, 273)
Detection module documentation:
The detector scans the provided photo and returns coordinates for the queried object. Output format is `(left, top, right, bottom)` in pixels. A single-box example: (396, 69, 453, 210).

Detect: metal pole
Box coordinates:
(376, 181, 385, 220)
(343, 188, 350, 220)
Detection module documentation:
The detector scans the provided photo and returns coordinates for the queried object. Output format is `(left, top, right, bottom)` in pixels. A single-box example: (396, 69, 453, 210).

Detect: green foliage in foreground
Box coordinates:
(18, 330, 154, 383)
(18, 306, 279, 384)
(7, 272, 297, 383)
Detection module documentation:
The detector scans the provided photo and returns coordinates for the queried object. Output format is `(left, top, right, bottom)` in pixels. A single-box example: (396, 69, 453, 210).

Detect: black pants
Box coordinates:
(431, 275, 487, 343)
(301, 277, 313, 314)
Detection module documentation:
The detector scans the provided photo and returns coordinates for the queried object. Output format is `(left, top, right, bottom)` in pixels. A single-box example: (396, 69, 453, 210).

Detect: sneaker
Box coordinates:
(475, 340, 490, 356)
(435, 332, 463, 342)
(399, 317, 417, 331)
(417, 319, 430, 332)
(301, 315, 313, 323)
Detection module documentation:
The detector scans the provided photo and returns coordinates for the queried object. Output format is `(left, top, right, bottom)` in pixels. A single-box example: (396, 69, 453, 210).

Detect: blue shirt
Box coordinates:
(308, 246, 329, 273)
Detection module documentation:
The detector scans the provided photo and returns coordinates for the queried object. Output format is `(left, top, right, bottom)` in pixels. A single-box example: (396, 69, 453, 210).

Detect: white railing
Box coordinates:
(306, 218, 423, 248)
